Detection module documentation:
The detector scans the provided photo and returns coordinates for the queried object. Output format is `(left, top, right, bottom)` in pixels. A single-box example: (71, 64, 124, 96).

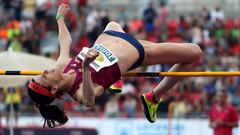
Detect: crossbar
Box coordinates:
(0, 70, 240, 77)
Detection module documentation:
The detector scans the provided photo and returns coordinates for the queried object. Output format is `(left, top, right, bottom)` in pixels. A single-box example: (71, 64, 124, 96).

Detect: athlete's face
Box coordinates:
(33, 68, 60, 88)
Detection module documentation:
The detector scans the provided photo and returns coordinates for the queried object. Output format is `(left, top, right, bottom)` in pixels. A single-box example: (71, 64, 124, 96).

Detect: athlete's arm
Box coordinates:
(76, 49, 100, 106)
(81, 67, 95, 106)
(56, 4, 72, 60)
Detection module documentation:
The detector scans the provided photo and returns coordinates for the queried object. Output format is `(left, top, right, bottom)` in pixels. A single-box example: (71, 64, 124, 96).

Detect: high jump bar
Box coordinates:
(1, 70, 240, 77)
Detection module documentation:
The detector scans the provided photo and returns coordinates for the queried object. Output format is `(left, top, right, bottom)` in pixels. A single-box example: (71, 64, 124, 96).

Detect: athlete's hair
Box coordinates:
(27, 80, 68, 128)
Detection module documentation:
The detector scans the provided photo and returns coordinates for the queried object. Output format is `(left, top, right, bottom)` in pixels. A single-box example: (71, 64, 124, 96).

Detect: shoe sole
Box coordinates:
(109, 88, 122, 94)
(140, 95, 155, 123)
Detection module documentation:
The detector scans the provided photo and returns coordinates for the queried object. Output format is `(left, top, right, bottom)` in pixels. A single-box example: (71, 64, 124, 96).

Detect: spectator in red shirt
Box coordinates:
(209, 89, 238, 135)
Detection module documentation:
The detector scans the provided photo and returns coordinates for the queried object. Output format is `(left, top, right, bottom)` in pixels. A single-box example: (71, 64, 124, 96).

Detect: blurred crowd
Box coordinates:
(1, 0, 240, 123)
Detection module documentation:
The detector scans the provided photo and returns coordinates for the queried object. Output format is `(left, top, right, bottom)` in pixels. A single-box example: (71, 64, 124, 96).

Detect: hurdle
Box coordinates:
(1, 70, 240, 76)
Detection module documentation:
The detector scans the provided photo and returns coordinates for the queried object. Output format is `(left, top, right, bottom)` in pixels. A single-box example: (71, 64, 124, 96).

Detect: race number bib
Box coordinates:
(78, 44, 118, 72)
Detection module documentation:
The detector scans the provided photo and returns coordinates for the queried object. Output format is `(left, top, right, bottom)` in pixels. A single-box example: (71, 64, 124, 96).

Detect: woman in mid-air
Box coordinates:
(27, 4, 202, 127)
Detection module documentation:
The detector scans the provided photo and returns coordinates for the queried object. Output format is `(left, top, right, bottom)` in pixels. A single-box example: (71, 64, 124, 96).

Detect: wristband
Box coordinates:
(56, 14, 65, 20)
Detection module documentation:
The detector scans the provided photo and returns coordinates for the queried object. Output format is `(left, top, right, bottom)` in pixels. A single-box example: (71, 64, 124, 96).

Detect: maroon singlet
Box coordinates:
(63, 57, 121, 97)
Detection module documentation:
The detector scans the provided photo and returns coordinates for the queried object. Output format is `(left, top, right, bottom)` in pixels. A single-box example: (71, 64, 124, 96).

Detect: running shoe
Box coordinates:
(109, 79, 123, 94)
(141, 94, 163, 123)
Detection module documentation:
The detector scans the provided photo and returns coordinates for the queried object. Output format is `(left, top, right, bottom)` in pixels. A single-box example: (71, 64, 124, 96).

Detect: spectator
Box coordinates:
(128, 16, 143, 34)
(12, 0, 22, 21)
(190, 19, 202, 44)
(22, 0, 36, 19)
(8, 34, 22, 52)
(171, 95, 193, 118)
(99, 10, 111, 33)
(210, 6, 224, 23)
(156, 1, 168, 26)
(116, 5, 128, 26)
(143, 2, 157, 33)
(178, 15, 189, 39)
(200, 6, 210, 20)
(122, 94, 137, 118)
(3, 86, 22, 126)
(122, 82, 136, 94)
(226, 77, 238, 105)
(105, 96, 120, 118)
(209, 89, 238, 135)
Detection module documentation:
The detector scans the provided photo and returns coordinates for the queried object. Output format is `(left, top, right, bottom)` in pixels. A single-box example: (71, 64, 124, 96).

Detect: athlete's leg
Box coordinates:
(142, 41, 202, 65)
(142, 41, 202, 99)
(140, 40, 202, 123)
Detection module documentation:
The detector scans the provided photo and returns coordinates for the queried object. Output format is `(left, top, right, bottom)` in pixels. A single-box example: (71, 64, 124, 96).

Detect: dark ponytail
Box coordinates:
(39, 104, 68, 128)
(28, 85, 68, 128)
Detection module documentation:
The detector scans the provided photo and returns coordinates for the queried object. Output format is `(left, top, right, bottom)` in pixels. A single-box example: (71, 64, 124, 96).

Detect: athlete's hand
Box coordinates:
(57, 4, 70, 16)
(82, 48, 99, 68)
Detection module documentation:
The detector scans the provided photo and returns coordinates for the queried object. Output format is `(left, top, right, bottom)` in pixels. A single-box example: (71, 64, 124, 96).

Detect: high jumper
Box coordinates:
(27, 4, 202, 127)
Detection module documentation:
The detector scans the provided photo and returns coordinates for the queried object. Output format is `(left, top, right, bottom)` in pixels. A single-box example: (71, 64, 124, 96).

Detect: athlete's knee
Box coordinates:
(189, 44, 203, 61)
